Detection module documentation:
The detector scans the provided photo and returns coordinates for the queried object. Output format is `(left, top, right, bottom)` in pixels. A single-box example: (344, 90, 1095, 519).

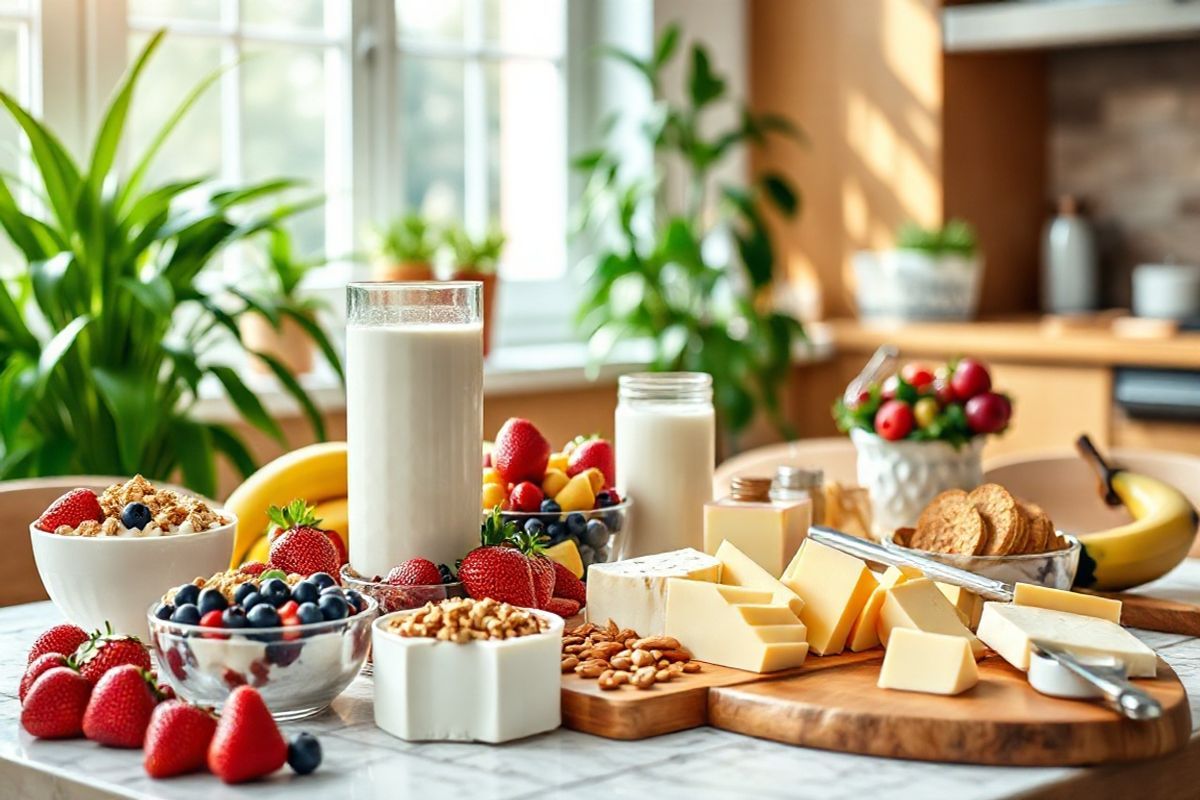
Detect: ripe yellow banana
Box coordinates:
(1077, 470, 1198, 591)
(314, 496, 350, 549)
(224, 441, 348, 567)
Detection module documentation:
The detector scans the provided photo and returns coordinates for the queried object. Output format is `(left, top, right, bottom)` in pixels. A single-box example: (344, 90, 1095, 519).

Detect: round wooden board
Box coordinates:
(707, 655, 1192, 766)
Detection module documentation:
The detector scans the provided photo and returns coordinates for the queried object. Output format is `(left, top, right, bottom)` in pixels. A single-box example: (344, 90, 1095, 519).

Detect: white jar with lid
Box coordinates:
(615, 373, 715, 558)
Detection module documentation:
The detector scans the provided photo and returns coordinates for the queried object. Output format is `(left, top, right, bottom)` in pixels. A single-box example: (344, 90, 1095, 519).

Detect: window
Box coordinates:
(0, 0, 37, 279)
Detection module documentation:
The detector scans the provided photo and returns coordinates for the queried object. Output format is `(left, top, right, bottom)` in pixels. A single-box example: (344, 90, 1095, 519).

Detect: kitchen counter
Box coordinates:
(4, 562, 1200, 800)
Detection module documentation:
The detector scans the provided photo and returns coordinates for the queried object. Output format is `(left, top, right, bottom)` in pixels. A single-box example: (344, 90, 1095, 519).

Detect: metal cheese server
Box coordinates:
(806, 526, 1163, 721)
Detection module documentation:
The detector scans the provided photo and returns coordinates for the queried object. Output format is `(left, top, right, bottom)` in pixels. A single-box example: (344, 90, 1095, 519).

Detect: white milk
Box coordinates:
(346, 323, 483, 577)
(615, 398, 715, 558)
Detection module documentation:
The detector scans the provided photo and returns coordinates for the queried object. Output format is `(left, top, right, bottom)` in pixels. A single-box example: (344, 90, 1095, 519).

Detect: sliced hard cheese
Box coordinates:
(703, 498, 811, 576)
(1012, 583, 1121, 624)
(716, 540, 805, 617)
(878, 628, 979, 696)
(782, 539, 878, 655)
(847, 566, 922, 652)
(936, 583, 984, 630)
(664, 579, 809, 673)
(586, 548, 720, 635)
(877, 578, 984, 659)
(977, 602, 1157, 677)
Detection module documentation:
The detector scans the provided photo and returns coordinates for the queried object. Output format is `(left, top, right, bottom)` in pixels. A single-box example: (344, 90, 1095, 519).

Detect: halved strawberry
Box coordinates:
(36, 488, 103, 532)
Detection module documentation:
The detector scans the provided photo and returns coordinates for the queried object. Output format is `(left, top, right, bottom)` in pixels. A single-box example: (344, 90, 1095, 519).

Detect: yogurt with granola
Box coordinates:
(36, 475, 230, 537)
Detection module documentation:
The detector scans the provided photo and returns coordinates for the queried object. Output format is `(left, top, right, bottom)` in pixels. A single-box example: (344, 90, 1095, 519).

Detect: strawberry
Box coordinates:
(267, 500, 340, 577)
(27, 623, 89, 664)
(543, 597, 581, 618)
(82, 665, 163, 748)
(35, 488, 103, 532)
(20, 667, 92, 738)
(74, 627, 152, 685)
(386, 558, 443, 587)
(20, 653, 69, 703)
(458, 509, 537, 606)
(492, 418, 550, 484)
(323, 529, 348, 567)
(144, 700, 218, 778)
(567, 438, 615, 489)
(508, 481, 544, 513)
(208, 686, 288, 784)
(511, 528, 554, 608)
(239, 561, 268, 577)
(551, 561, 587, 607)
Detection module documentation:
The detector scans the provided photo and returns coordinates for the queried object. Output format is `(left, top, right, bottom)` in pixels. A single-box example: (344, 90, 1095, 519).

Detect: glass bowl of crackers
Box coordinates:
(883, 483, 1081, 589)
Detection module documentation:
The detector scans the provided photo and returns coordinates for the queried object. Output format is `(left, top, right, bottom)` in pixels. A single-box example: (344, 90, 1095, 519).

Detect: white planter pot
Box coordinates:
(850, 429, 984, 535)
(852, 249, 983, 321)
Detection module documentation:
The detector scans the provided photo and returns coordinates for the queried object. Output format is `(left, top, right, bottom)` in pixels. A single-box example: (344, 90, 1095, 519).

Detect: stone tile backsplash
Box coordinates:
(1049, 41, 1200, 307)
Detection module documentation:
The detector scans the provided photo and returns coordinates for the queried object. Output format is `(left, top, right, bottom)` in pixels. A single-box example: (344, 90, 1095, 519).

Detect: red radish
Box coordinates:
(951, 358, 991, 400)
(874, 400, 915, 441)
(965, 392, 1011, 434)
(900, 363, 935, 390)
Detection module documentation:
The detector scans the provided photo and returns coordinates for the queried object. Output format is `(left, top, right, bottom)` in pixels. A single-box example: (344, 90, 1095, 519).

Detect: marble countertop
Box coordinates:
(4, 562, 1200, 800)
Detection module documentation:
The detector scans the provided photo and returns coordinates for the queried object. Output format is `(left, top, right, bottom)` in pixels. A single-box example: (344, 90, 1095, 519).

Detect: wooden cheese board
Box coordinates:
(561, 652, 1191, 766)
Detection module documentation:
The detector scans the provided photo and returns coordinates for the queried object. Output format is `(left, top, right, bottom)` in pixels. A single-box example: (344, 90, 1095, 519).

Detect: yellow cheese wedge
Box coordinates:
(847, 565, 923, 652)
(878, 628, 979, 696)
(935, 583, 984, 630)
(877, 578, 984, 659)
(1012, 583, 1121, 624)
(703, 499, 811, 577)
(664, 579, 809, 673)
(781, 539, 878, 655)
(715, 540, 805, 618)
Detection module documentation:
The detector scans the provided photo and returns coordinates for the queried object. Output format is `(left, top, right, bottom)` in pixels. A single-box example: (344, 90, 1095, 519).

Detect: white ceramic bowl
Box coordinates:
(30, 516, 236, 638)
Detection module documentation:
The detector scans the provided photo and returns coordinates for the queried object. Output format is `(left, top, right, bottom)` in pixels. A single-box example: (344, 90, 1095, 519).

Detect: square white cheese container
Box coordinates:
(372, 607, 563, 743)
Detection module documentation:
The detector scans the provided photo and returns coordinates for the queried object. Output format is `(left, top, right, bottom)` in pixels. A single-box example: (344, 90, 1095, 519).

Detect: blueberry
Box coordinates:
(121, 501, 152, 530)
(153, 603, 174, 621)
(318, 594, 349, 621)
(247, 604, 281, 628)
(565, 513, 587, 537)
(222, 606, 249, 629)
(523, 518, 545, 537)
(260, 578, 290, 607)
(287, 732, 322, 775)
(595, 490, 614, 508)
(539, 499, 561, 514)
(578, 544, 595, 567)
(545, 522, 567, 544)
(197, 588, 228, 615)
(344, 590, 365, 614)
(585, 519, 610, 548)
(240, 591, 265, 610)
(233, 582, 258, 606)
(296, 601, 323, 625)
(438, 563, 457, 584)
(320, 584, 345, 597)
(174, 584, 200, 607)
(266, 641, 303, 666)
(291, 581, 320, 605)
(594, 545, 610, 563)
(308, 572, 336, 591)
(603, 510, 623, 532)
(171, 604, 201, 625)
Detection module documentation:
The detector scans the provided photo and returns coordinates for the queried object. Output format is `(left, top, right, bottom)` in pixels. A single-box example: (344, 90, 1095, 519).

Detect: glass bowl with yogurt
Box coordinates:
(147, 594, 377, 721)
(487, 498, 632, 572)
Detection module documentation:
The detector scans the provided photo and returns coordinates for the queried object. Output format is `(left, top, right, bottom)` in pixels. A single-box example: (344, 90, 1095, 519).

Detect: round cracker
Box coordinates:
(1020, 501, 1055, 554)
(913, 490, 987, 555)
(969, 484, 1026, 556)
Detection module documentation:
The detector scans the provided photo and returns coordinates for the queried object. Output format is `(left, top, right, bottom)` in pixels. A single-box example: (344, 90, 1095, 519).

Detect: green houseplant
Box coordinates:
(369, 214, 438, 281)
(0, 31, 341, 498)
(445, 224, 505, 356)
(574, 24, 806, 442)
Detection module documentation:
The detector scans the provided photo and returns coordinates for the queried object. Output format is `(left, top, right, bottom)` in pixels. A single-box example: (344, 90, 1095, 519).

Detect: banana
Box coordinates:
(1077, 470, 1198, 591)
(314, 496, 350, 550)
(224, 441, 348, 567)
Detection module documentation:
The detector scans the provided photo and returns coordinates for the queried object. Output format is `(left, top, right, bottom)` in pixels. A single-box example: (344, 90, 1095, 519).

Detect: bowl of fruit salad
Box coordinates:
(148, 567, 376, 720)
(30, 476, 236, 638)
(482, 420, 629, 572)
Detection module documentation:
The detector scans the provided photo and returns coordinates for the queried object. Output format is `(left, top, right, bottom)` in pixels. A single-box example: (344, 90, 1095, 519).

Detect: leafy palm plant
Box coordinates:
(0, 31, 341, 497)
(444, 224, 506, 273)
(369, 214, 439, 264)
(574, 24, 806, 441)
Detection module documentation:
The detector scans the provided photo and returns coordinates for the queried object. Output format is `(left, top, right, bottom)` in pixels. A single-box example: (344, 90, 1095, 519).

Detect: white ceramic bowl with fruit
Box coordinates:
(29, 478, 236, 638)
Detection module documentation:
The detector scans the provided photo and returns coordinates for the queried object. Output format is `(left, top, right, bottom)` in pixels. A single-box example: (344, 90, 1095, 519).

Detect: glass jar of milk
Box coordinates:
(346, 282, 483, 578)
(615, 373, 715, 558)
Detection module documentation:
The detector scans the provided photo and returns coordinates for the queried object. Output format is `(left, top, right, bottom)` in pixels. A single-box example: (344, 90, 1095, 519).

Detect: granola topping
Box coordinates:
(163, 569, 303, 605)
(53, 474, 229, 537)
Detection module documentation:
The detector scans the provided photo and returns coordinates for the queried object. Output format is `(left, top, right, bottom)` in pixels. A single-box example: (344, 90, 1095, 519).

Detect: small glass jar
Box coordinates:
(614, 373, 715, 557)
(771, 466, 825, 526)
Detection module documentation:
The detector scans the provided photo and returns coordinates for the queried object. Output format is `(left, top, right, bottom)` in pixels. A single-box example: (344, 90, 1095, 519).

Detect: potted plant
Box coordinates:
(573, 23, 806, 447)
(852, 219, 982, 321)
(239, 226, 328, 376)
(369, 214, 438, 281)
(445, 224, 504, 356)
(0, 31, 341, 499)
(833, 356, 1012, 535)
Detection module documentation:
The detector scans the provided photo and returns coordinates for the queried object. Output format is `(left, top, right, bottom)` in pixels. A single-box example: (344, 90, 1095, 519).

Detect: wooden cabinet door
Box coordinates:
(983, 363, 1111, 459)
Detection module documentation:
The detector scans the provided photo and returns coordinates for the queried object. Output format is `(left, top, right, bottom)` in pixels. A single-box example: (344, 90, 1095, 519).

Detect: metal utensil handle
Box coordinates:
(1032, 641, 1162, 721)
(808, 526, 1015, 602)
(843, 345, 899, 404)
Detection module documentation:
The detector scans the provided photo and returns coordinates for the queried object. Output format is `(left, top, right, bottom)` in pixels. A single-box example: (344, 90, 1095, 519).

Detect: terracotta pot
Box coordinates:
(375, 261, 435, 282)
(450, 269, 497, 357)
(240, 313, 315, 376)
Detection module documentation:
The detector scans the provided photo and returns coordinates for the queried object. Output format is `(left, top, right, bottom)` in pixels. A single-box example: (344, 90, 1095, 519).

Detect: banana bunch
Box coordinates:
(1075, 436, 1199, 591)
(224, 442, 348, 568)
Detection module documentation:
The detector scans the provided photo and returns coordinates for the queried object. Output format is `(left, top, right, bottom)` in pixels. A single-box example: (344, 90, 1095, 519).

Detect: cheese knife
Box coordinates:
(1030, 640, 1162, 720)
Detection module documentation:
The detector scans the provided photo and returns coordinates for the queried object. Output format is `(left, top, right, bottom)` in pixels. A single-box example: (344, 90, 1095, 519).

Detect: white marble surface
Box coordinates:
(3, 561, 1200, 800)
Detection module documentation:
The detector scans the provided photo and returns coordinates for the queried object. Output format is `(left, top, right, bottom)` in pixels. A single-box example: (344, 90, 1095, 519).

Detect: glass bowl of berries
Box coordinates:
(147, 569, 377, 720)
(484, 491, 631, 575)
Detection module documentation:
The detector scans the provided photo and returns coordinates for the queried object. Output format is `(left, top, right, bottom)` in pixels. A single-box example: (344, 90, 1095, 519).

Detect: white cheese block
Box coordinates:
(977, 602, 1158, 678)
(372, 609, 563, 743)
(586, 548, 721, 635)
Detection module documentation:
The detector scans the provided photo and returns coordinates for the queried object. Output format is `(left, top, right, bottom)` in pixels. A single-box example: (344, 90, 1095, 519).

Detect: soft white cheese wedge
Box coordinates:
(586, 548, 721, 635)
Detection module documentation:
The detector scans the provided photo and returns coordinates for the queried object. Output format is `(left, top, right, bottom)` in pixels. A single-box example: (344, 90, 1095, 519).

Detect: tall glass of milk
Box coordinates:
(615, 373, 715, 558)
(346, 282, 483, 577)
